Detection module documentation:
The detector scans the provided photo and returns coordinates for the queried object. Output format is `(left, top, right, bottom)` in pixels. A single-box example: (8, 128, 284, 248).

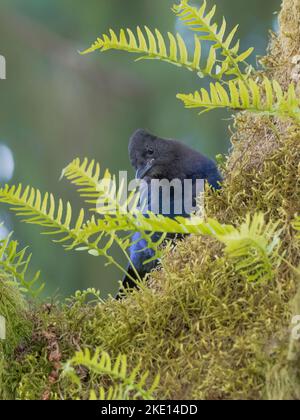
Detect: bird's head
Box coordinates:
(129, 129, 178, 180)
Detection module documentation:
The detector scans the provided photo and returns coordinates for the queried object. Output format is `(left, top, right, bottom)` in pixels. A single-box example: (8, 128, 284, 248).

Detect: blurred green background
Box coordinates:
(0, 0, 281, 298)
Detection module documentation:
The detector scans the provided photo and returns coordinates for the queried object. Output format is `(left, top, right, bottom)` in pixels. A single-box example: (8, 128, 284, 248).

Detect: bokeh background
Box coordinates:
(0, 0, 281, 298)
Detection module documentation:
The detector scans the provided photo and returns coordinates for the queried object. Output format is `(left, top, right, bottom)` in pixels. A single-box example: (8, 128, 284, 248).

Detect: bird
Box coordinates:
(116, 128, 222, 298)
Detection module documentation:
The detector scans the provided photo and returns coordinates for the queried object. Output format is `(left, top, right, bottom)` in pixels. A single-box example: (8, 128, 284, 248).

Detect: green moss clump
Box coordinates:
(2, 235, 298, 400)
(0, 273, 32, 399)
(1, 0, 300, 400)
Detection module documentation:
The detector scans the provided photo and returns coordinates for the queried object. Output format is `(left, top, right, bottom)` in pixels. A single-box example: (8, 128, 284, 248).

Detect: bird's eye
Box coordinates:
(147, 148, 154, 156)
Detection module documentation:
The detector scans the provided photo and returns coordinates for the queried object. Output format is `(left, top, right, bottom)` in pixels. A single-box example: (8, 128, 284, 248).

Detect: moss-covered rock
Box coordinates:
(1, 0, 300, 400)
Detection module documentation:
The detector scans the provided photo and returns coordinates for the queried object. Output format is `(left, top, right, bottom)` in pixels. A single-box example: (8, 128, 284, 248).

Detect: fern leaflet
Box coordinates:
(216, 213, 281, 283)
(65, 348, 160, 400)
(173, 0, 253, 80)
(177, 78, 300, 120)
(62, 157, 139, 214)
(0, 165, 281, 286)
(81, 26, 227, 79)
(0, 231, 43, 296)
(0, 184, 86, 248)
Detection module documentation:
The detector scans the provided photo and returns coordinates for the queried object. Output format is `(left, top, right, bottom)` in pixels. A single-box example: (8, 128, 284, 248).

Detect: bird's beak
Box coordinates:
(136, 159, 154, 179)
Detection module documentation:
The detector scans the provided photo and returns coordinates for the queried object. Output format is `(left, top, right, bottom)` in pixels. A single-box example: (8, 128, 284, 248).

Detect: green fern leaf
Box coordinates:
(177, 78, 300, 120)
(173, 0, 253, 79)
(61, 158, 212, 264)
(216, 213, 282, 283)
(0, 184, 86, 249)
(0, 181, 172, 283)
(0, 231, 44, 296)
(81, 26, 223, 79)
(1, 162, 281, 288)
(65, 348, 160, 400)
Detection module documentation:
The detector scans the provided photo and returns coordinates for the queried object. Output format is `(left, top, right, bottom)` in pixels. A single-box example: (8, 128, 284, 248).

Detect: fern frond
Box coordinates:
(0, 184, 131, 270)
(177, 78, 300, 120)
(89, 384, 134, 401)
(216, 213, 281, 283)
(0, 178, 215, 284)
(81, 213, 207, 239)
(0, 183, 159, 282)
(62, 158, 139, 214)
(173, 0, 253, 79)
(61, 158, 103, 204)
(81, 26, 226, 79)
(0, 184, 86, 249)
(0, 177, 280, 287)
(62, 159, 212, 236)
(62, 158, 212, 263)
(0, 231, 44, 296)
(65, 348, 160, 400)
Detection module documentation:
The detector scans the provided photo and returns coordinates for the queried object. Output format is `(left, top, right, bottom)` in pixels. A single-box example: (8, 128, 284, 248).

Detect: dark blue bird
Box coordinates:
(117, 129, 222, 298)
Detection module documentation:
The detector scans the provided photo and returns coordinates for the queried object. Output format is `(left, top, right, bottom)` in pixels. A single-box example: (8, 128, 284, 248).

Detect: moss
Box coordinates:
(1, 0, 300, 400)
(2, 236, 298, 400)
(0, 274, 32, 399)
(265, 283, 300, 400)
